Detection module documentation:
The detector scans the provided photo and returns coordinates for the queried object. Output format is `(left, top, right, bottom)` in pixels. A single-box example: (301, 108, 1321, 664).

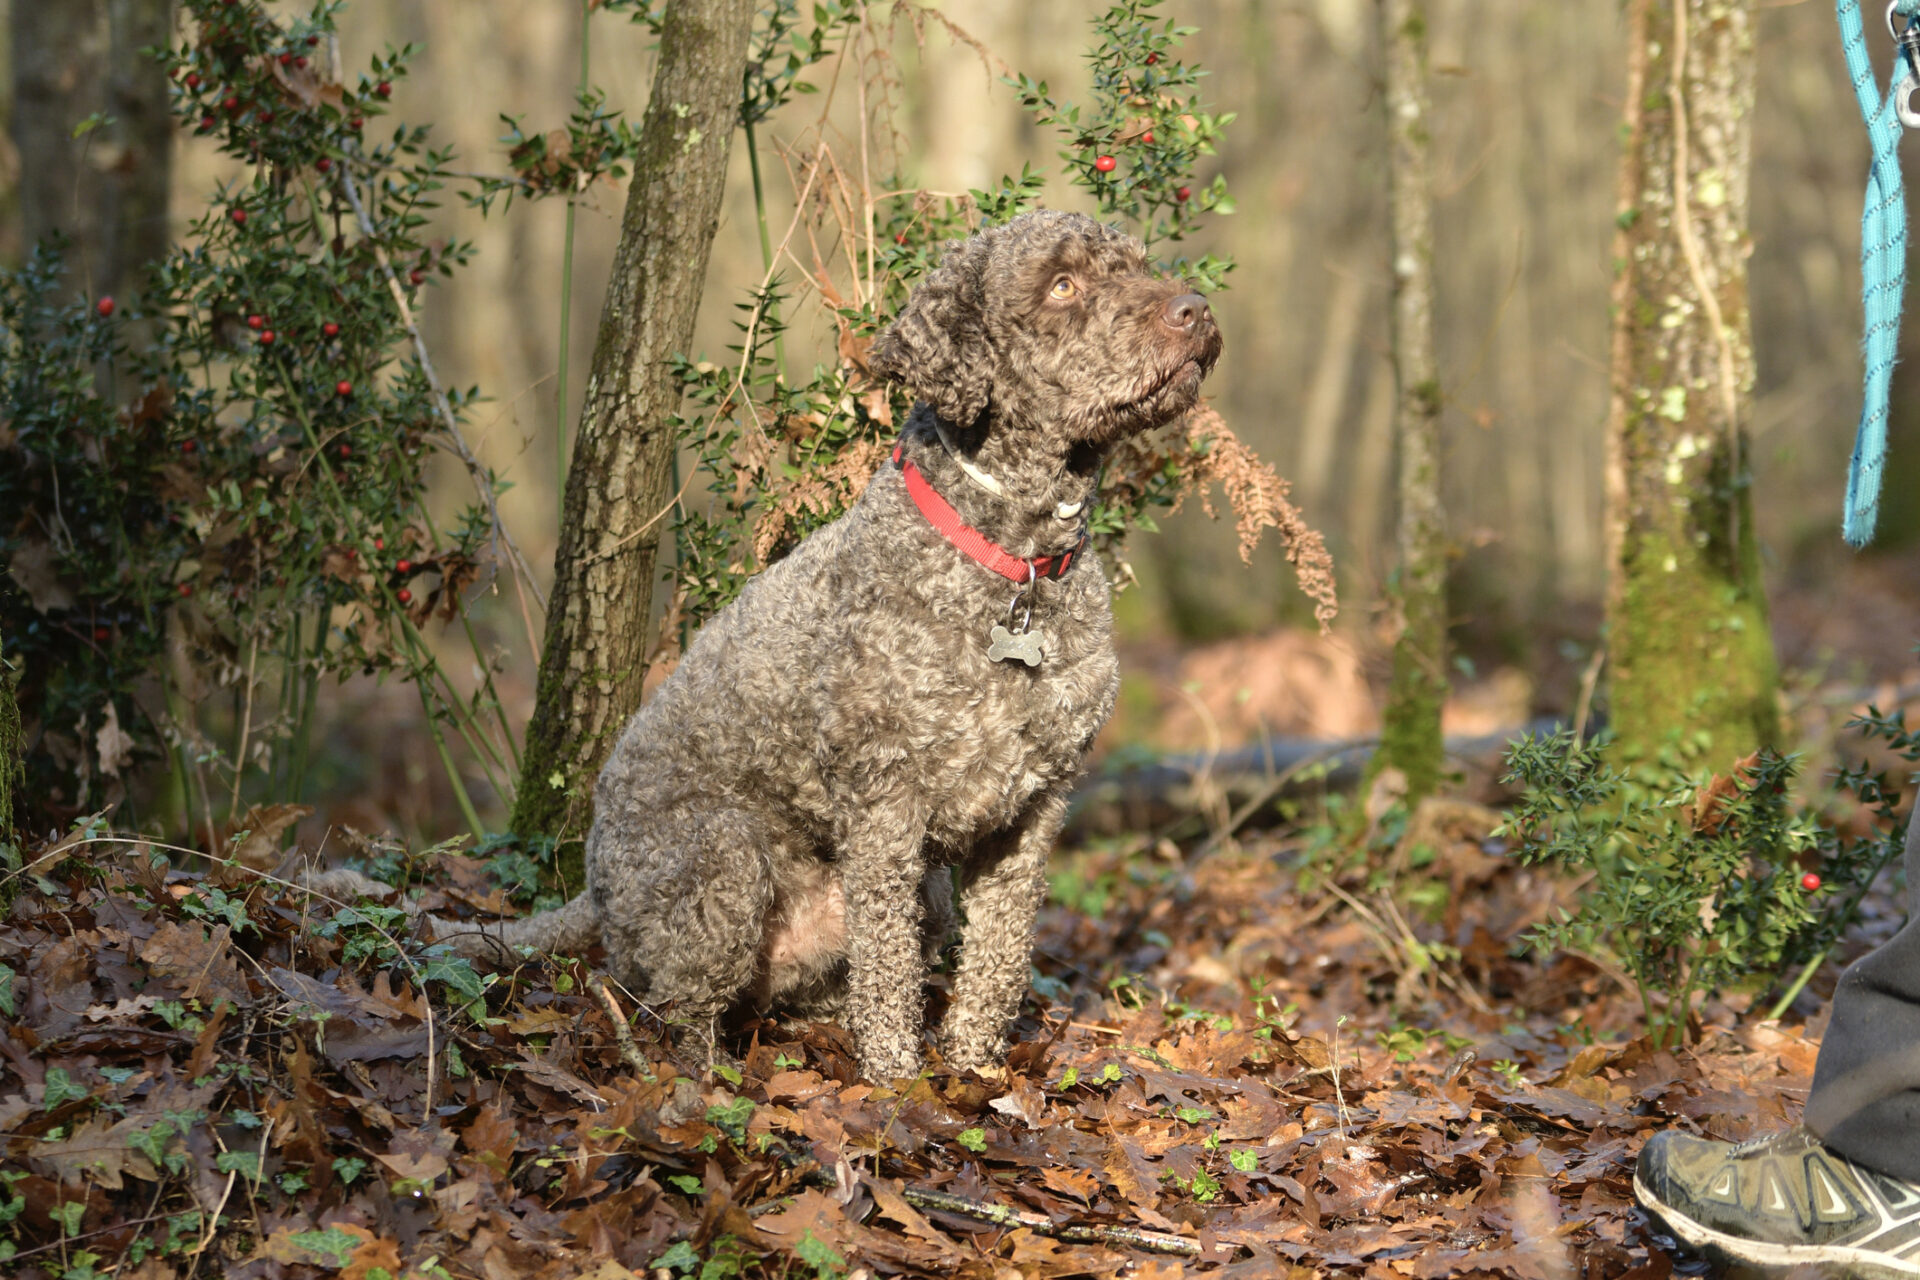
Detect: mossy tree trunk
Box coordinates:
(509, 0, 755, 856)
(1604, 0, 1777, 766)
(12, 0, 174, 303)
(0, 625, 20, 841)
(1371, 0, 1449, 804)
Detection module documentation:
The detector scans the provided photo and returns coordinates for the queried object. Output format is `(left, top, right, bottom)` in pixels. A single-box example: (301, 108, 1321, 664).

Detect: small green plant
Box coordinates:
(1499, 720, 1915, 1049)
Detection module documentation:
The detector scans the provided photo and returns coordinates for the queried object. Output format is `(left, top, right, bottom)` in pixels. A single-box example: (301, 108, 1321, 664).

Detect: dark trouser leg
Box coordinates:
(1805, 799, 1920, 1180)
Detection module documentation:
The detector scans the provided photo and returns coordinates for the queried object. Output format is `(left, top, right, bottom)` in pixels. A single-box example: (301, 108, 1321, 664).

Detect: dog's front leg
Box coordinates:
(939, 786, 1070, 1072)
(839, 808, 931, 1081)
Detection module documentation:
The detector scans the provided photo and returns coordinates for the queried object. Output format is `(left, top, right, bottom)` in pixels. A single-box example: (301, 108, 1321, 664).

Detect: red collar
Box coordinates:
(893, 443, 1086, 582)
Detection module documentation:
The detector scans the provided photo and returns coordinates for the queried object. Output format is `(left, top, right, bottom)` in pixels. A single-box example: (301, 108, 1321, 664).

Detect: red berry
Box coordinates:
(323, 322, 340, 337)
(279, 53, 293, 66)
(177, 583, 193, 598)
(185, 72, 202, 89)
(336, 379, 353, 396)
(396, 588, 412, 605)
(1175, 185, 1191, 202)
(1142, 132, 1155, 144)
(231, 207, 247, 225)
(182, 439, 197, 454)
(376, 81, 392, 99)
(258, 330, 275, 346)
(316, 157, 332, 172)
(200, 114, 215, 130)
(1802, 872, 1823, 892)
(396, 559, 412, 574)
(247, 314, 263, 329)
(344, 547, 356, 560)
(374, 537, 385, 551)
(337, 443, 352, 458)
(295, 56, 309, 69)
(96, 296, 115, 317)
(408, 268, 425, 285)
(1094, 154, 1117, 173)
(93, 626, 110, 642)
(349, 116, 363, 131)
(894, 233, 907, 245)
(307, 35, 320, 46)
(258, 110, 274, 125)
(223, 95, 240, 112)
(1146, 52, 1160, 65)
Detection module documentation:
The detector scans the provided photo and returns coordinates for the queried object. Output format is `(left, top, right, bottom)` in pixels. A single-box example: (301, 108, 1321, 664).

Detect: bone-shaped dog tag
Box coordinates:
(987, 624, 1044, 667)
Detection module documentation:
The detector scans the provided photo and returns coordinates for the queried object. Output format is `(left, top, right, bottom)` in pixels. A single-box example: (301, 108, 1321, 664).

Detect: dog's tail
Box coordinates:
(299, 867, 601, 963)
(423, 891, 601, 962)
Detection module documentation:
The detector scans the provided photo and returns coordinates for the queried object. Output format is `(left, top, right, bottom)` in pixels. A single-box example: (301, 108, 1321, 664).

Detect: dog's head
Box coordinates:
(869, 210, 1223, 446)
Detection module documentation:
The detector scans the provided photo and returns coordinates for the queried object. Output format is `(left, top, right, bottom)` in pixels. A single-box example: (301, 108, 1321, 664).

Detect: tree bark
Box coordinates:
(0, 626, 19, 841)
(1604, 0, 1777, 765)
(1372, 0, 1449, 804)
(11, 0, 174, 302)
(510, 0, 754, 851)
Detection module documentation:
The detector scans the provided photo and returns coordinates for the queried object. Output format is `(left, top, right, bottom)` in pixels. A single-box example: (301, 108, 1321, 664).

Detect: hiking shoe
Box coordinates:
(1634, 1126, 1920, 1278)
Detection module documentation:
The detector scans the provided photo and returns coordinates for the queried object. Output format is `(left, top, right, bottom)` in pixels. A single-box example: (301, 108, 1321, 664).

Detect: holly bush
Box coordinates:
(1499, 712, 1918, 1048)
(0, 0, 560, 836)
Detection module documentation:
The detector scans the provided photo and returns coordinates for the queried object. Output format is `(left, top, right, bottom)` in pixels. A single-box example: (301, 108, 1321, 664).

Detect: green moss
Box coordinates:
(1609, 517, 1777, 770)
(1370, 564, 1450, 804)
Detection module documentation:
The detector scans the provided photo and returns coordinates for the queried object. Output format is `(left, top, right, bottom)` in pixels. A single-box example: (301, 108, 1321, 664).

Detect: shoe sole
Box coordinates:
(1635, 1173, 1920, 1280)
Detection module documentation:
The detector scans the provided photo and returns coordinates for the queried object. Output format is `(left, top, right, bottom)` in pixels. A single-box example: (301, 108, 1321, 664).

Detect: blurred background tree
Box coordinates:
(1370, 0, 1448, 805)
(11, 0, 174, 310)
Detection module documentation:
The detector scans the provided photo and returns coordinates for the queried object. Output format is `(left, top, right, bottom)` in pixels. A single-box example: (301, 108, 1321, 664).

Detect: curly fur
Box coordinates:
(433, 210, 1221, 1079)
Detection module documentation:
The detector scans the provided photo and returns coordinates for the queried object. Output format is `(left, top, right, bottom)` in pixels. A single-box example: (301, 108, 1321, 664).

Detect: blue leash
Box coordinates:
(1838, 0, 1920, 547)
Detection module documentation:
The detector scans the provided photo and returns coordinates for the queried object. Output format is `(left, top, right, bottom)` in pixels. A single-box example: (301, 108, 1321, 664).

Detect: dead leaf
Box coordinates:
(141, 920, 250, 1006)
(8, 536, 75, 611)
(225, 802, 312, 870)
(96, 701, 136, 777)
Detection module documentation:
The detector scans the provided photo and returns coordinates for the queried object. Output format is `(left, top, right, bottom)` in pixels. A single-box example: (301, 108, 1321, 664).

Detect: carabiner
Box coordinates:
(1891, 4, 1920, 128)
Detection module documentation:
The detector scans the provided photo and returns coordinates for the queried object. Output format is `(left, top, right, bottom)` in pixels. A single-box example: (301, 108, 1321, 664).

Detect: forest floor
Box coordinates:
(4, 778, 1910, 1280)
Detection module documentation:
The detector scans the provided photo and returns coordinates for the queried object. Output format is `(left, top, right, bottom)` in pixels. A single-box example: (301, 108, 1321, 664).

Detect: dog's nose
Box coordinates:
(1162, 292, 1212, 333)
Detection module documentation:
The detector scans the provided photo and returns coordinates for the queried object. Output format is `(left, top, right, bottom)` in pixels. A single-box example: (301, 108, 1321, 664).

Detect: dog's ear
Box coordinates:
(869, 233, 992, 427)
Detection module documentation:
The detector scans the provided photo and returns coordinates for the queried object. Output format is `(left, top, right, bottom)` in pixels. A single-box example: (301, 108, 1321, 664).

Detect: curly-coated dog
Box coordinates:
(435, 210, 1220, 1080)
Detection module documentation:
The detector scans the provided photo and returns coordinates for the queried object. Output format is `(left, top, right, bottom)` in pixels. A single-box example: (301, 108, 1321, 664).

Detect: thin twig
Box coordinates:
(591, 976, 653, 1077)
(899, 1185, 1210, 1258)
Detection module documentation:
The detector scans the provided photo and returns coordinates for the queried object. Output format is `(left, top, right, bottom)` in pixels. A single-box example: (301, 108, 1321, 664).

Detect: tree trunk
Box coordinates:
(0, 627, 19, 841)
(1604, 0, 1777, 765)
(510, 0, 755, 851)
(1371, 0, 1448, 804)
(12, 0, 174, 302)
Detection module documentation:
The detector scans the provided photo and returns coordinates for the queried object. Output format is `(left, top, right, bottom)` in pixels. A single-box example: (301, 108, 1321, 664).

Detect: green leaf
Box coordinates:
(794, 1229, 847, 1278)
(215, 1150, 261, 1179)
(667, 1174, 704, 1195)
(651, 1240, 701, 1273)
(955, 1128, 987, 1153)
(289, 1226, 363, 1268)
(0, 963, 13, 1017)
(1229, 1147, 1258, 1173)
(42, 1067, 90, 1111)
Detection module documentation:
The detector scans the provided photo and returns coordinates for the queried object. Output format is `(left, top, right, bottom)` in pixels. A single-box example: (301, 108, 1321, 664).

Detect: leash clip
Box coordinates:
(1891, 2, 1920, 127)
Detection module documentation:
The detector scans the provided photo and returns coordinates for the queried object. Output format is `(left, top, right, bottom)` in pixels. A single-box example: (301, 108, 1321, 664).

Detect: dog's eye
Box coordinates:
(1049, 276, 1077, 300)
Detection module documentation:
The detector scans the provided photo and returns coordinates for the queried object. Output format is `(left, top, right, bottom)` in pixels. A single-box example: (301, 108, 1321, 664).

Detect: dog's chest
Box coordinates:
(904, 575, 1119, 843)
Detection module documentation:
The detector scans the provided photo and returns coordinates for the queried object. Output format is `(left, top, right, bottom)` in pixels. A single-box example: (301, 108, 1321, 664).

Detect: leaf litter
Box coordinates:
(0, 818, 1850, 1280)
